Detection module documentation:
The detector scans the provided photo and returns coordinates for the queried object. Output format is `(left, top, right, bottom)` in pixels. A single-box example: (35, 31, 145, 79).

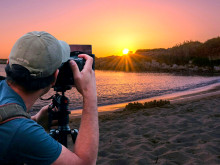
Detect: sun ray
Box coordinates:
(126, 55, 135, 71)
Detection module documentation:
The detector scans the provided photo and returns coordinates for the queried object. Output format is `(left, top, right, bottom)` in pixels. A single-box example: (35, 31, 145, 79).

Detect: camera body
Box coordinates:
(54, 50, 95, 92)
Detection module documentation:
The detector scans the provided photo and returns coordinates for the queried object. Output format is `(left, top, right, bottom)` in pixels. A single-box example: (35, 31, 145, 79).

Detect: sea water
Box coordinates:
(1, 64, 220, 110)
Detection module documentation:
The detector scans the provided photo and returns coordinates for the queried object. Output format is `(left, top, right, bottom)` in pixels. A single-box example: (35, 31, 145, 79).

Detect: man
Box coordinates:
(0, 31, 99, 165)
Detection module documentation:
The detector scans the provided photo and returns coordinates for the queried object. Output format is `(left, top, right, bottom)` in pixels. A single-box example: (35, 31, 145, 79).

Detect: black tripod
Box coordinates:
(48, 92, 78, 147)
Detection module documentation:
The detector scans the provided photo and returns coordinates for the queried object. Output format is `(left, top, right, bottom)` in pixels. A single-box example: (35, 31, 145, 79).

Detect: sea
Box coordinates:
(1, 64, 220, 111)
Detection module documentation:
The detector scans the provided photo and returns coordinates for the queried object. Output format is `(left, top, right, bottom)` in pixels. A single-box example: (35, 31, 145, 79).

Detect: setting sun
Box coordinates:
(123, 49, 129, 55)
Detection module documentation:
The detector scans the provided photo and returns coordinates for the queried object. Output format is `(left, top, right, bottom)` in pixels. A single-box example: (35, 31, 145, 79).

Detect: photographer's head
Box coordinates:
(6, 31, 70, 93)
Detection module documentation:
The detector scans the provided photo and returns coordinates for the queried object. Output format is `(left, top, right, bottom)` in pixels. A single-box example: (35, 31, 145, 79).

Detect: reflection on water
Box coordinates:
(1, 64, 220, 110)
(95, 70, 220, 107)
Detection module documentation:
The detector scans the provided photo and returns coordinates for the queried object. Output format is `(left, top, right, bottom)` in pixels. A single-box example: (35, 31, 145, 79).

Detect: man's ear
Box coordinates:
(51, 69, 59, 86)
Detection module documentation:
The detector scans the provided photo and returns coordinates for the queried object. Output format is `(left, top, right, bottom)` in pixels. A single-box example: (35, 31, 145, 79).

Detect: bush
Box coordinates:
(124, 100, 170, 112)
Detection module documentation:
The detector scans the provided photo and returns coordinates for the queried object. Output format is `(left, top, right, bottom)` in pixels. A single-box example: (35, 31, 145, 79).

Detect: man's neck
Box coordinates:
(7, 82, 46, 111)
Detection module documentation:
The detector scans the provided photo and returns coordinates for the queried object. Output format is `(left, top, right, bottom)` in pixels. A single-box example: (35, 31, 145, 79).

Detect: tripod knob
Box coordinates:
(49, 129, 60, 140)
(55, 130, 60, 134)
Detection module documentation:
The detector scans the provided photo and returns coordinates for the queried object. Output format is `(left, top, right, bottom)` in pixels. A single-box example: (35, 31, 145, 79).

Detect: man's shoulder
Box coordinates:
(2, 117, 36, 128)
(6, 117, 37, 125)
(3, 118, 45, 140)
(6, 118, 62, 164)
(9, 118, 44, 134)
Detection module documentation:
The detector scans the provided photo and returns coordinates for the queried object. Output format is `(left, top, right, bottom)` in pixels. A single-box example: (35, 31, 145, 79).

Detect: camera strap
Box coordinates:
(0, 103, 31, 125)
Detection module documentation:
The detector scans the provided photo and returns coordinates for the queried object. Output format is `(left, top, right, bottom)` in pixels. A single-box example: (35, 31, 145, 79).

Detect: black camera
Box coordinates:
(54, 45, 95, 92)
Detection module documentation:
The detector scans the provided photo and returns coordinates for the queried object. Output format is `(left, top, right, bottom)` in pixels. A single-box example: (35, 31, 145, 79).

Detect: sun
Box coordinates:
(122, 48, 129, 55)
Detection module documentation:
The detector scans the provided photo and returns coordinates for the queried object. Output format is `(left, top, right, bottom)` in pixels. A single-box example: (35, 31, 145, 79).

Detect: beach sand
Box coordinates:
(68, 90, 220, 164)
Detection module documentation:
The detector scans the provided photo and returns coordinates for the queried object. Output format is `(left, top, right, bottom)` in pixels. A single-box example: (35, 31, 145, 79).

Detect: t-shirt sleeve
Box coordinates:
(9, 119, 62, 165)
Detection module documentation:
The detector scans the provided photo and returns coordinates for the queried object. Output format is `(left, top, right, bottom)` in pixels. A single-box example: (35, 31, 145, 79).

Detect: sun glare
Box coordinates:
(123, 48, 129, 55)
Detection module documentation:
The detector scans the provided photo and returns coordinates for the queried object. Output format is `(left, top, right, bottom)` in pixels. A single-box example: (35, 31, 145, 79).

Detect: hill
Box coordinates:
(95, 37, 220, 73)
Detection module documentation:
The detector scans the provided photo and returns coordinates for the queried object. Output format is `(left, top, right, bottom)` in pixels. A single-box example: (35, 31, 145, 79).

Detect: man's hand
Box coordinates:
(31, 105, 50, 130)
(69, 54, 97, 99)
(31, 105, 57, 131)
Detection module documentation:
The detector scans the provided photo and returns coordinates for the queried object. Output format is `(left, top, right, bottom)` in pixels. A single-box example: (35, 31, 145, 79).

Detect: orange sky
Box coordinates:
(0, 0, 220, 58)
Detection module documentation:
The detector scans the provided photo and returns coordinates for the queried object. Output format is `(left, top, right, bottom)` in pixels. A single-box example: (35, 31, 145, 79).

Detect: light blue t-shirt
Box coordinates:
(0, 80, 62, 165)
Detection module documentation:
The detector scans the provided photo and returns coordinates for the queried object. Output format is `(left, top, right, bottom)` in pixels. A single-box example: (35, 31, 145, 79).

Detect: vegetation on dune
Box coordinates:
(123, 100, 170, 112)
(99, 100, 170, 122)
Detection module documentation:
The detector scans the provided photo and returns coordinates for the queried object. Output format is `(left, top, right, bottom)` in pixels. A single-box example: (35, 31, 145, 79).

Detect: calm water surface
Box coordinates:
(1, 64, 220, 110)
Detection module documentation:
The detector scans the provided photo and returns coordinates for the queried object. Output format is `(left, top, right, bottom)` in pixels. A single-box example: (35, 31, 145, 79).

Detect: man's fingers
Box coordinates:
(69, 60, 80, 78)
(78, 54, 93, 70)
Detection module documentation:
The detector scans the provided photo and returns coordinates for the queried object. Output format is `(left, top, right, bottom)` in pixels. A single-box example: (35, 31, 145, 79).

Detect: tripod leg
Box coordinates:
(58, 131, 68, 147)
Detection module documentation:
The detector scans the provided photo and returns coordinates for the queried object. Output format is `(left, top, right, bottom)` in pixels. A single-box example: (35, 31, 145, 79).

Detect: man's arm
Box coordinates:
(52, 54, 99, 165)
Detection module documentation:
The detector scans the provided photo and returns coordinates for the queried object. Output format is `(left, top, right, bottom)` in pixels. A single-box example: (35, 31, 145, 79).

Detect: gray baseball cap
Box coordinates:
(9, 31, 70, 78)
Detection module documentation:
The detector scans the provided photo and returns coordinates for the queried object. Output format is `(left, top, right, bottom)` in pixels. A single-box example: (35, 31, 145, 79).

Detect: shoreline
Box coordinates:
(69, 83, 220, 164)
(96, 68, 220, 76)
(70, 82, 220, 118)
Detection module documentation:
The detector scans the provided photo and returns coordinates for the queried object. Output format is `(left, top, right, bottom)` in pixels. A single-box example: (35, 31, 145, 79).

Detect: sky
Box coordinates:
(0, 0, 220, 58)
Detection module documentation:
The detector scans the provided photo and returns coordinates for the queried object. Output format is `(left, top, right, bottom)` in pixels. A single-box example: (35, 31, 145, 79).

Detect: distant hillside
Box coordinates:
(136, 37, 220, 66)
(95, 37, 220, 73)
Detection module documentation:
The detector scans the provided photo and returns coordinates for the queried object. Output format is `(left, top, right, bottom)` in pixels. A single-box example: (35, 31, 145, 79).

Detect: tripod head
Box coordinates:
(48, 92, 70, 130)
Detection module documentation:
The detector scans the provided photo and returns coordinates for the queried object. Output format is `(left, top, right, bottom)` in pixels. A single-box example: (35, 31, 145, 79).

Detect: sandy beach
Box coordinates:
(68, 87, 220, 165)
